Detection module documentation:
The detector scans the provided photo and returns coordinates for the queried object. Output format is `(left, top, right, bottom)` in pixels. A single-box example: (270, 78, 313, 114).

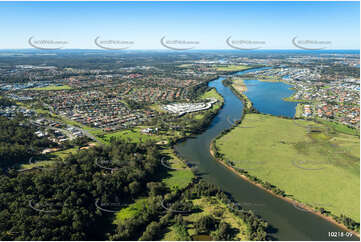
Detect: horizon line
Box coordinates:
(0, 48, 360, 51)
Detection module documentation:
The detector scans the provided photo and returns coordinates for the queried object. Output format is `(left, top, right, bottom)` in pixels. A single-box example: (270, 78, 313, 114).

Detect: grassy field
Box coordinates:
(162, 196, 251, 240)
(215, 113, 360, 221)
(100, 127, 166, 144)
(20, 146, 80, 169)
(215, 65, 250, 72)
(161, 149, 194, 191)
(29, 85, 71, 91)
(20, 159, 55, 169)
(318, 119, 359, 136)
(201, 88, 223, 102)
(113, 198, 148, 225)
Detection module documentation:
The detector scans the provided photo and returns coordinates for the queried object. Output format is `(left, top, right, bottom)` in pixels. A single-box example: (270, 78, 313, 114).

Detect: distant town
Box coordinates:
(240, 65, 360, 128)
(1, 51, 359, 148)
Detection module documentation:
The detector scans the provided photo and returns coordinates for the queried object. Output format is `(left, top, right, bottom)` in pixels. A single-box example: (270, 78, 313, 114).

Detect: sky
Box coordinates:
(0, 1, 359, 50)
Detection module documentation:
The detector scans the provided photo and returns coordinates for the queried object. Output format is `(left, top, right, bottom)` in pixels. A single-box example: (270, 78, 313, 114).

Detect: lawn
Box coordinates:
(20, 159, 55, 169)
(50, 147, 80, 159)
(100, 128, 165, 144)
(20, 147, 80, 169)
(215, 65, 250, 72)
(113, 198, 148, 225)
(215, 113, 360, 221)
(161, 149, 194, 191)
(164, 169, 194, 191)
(29, 85, 72, 91)
(200, 88, 223, 102)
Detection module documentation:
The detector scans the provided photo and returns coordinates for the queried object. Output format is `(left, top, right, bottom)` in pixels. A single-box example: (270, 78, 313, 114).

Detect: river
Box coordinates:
(174, 68, 357, 241)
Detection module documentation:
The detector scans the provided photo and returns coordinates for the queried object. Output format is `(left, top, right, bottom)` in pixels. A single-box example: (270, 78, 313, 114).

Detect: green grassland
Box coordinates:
(113, 198, 148, 225)
(215, 65, 250, 72)
(161, 149, 194, 191)
(318, 119, 359, 136)
(20, 159, 55, 169)
(201, 88, 223, 102)
(48, 147, 80, 159)
(29, 85, 72, 91)
(162, 196, 251, 241)
(101, 128, 153, 143)
(100, 127, 169, 144)
(20, 146, 80, 169)
(215, 113, 360, 221)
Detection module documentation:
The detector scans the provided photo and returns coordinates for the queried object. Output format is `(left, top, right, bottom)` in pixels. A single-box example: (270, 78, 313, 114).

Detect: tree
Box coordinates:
(139, 221, 161, 240)
(213, 222, 233, 240)
(146, 182, 166, 196)
(194, 215, 217, 234)
(128, 181, 141, 196)
(174, 223, 191, 241)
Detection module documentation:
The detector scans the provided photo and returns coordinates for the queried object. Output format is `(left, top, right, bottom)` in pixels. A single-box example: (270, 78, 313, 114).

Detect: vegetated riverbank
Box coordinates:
(209, 83, 360, 236)
(222, 78, 257, 114)
(173, 71, 361, 240)
(209, 141, 360, 238)
(158, 178, 270, 241)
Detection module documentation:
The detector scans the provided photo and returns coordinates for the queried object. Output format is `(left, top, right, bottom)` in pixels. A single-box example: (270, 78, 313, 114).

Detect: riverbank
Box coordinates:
(209, 141, 360, 238)
(213, 114, 360, 219)
(222, 78, 255, 113)
(229, 77, 248, 93)
(173, 68, 359, 240)
(210, 75, 359, 234)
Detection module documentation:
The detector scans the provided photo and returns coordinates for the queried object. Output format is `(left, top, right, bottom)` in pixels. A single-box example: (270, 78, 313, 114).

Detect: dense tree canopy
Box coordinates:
(0, 139, 162, 240)
(0, 116, 54, 169)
